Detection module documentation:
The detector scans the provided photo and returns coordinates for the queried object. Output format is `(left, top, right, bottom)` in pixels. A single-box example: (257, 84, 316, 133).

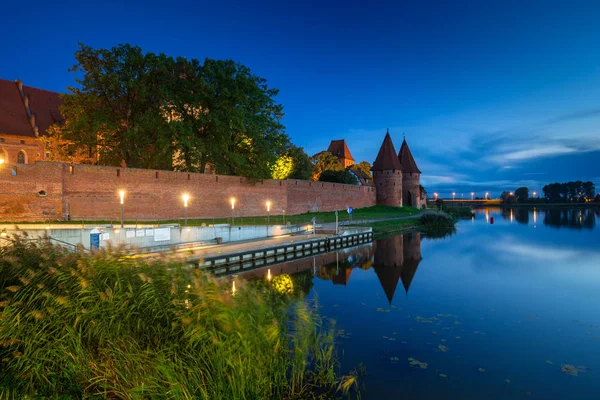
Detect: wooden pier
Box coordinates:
(194, 230, 373, 276)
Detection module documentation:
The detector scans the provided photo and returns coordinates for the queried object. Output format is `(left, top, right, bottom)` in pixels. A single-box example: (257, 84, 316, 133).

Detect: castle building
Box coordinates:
(371, 131, 403, 207)
(398, 137, 423, 208)
(371, 130, 423, 208)
(327, 139, 354, 168)
(0, 79, 63, 164)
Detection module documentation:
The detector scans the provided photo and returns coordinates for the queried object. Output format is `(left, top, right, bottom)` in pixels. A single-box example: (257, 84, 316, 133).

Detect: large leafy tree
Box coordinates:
(168, 58, 288, 178)
(50, 44, 289, 178)
(50, 43, 175, 169)
(310, 151, 342, 180)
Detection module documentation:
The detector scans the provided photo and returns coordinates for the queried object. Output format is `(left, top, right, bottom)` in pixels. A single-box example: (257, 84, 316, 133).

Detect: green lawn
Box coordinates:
(3, 205, 423, 227)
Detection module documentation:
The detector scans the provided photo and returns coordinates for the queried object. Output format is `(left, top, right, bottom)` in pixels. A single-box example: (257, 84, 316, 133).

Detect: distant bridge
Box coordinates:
(426, 199, 502, 206)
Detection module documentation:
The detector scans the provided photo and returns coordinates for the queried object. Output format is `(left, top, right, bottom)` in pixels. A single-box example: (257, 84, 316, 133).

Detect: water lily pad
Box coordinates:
(441, 339, 447, 342)
(455, 336, 461, 339)
(439, 373, 448, 378)
(437, 314, 457, 318)
(560, 364, 590, 376)
(408, 357, 428, 369)
(478, 368, 486, 372)
(401, 341, 408, 344)
(454, 321, 462, 325)
(545, 360, 553, 365)
(505, 379, 511, 383)
(437, 345, 448, 353)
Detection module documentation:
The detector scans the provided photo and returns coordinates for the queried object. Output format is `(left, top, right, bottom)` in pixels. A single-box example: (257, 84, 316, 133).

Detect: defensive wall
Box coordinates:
(0, 162, 376, 222)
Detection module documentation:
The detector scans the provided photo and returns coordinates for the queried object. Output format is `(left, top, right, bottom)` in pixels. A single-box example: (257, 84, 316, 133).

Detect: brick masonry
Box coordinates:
(0, 162, 376, 222)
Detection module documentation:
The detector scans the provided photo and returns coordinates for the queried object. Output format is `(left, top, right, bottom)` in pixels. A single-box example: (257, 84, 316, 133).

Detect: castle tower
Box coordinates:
(398, 138, 422, 208)
(371, 130, 403, 207)
(327, 139, 355, 168)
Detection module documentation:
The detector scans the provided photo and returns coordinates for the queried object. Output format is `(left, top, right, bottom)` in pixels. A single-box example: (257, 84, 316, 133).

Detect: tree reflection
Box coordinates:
(543, 208, 596, 230)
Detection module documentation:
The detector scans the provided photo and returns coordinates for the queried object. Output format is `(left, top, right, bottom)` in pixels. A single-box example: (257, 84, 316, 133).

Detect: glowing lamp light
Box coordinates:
(119, 190, 125, 205)
(182, 193, 190, 207)
(231, 281, 237, 296)
(0, 158, 4, 165)
(230, 198, 236, 210)
(267, 269, 272, 281)
(266, 201, 271, 212)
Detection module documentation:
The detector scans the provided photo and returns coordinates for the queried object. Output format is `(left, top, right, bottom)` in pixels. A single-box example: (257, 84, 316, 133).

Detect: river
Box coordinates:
(241, 206, 600, 399)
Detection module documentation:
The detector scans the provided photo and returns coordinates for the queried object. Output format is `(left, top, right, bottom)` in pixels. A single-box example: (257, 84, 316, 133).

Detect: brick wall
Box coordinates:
(0, 162, 376, 222)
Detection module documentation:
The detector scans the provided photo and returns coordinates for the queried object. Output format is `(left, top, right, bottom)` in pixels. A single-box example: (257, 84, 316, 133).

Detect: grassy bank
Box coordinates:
(1, 205, 421, 227)
(0, 237, 357, 399)
(359, 211, 457, 238)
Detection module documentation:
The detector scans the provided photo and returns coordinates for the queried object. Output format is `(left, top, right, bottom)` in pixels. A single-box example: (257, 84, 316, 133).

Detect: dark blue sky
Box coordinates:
(2, 0, 599, 197)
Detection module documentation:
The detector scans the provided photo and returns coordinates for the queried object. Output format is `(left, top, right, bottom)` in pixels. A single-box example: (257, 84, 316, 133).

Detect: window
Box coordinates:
(117, 169, 121, 177)
(155, 172, 159, 179)
(0, 138, 4, 143)
(45, 142, 50, 149)
(38, 190, 47, 197)
(17, 150, 26, 164)
(20, 140, 25, 145)
(45, 152, 50, 159)
(69, 165, 74, 174)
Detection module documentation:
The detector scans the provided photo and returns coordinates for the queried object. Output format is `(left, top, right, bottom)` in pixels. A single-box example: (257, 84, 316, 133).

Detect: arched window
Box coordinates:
(17, 150, 27, 164)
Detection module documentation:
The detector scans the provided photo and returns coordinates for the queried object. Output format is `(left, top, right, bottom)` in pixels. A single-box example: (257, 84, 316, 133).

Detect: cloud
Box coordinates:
(544, 108, 600, 124)
(487, 144, 579, 164)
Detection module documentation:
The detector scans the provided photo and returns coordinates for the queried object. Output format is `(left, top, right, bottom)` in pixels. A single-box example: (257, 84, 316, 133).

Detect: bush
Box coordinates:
(318, 169, 358, 185)
(419, 212, 456, 238)
(0, 236, 349, 399)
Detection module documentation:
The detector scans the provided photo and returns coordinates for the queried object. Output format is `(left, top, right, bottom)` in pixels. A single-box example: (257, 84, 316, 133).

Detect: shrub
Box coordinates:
(0, 236, 349, 399)
(419, 212, 457, 238)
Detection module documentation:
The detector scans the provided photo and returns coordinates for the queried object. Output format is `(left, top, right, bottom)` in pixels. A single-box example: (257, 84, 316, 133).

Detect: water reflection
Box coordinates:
(485, 206, 598, 230)
(317, 233, 422, 305)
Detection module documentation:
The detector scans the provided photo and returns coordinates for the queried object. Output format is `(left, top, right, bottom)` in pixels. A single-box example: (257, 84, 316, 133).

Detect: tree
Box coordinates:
(50, 44, 289, 179)
(50, 43, 176, 169)
(310, 151, 343, 181)
(515, 187, 529, 202)
(595, 194, 600, 203)
(318, 170, 358, 185)
(353, 161, 372, 179)
(270, 145, 312, 180)
(167, 58, 288, 179)
(583, 181, 595, 200)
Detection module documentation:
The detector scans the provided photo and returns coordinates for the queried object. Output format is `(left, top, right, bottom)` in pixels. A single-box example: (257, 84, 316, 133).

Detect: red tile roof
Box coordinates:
(0, 79, 33, 137)
(24, 85, 63, 136)
(0, 79, 63, 138)
(398, 138, 421, 174)
(327, 139, 354, 161)
(371, 131, 402, 171)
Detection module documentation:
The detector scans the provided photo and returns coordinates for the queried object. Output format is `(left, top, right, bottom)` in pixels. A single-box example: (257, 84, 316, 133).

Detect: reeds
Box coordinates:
(0, 235, 351, 399)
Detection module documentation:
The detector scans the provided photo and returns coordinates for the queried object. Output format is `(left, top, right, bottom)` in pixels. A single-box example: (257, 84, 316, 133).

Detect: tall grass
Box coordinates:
(419, 212, 457, 238)
(0, 235, 354, 399)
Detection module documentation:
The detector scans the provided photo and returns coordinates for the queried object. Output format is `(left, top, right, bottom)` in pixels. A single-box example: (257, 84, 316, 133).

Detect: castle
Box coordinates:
(370, 130, 424, 208)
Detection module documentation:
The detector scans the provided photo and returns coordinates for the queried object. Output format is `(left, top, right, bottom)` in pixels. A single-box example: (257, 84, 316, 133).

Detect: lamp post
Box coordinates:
(266, 201, 271, 226)
(471, 192, 474, 200)
(182, 193, 190, 225)
(452, 192, 456, 200)
(119, 190, 125, 228)
(231, 198, 236, 226)
(0, 157, 4, 165)
(485, 192, 489, 200)
(533, 191, 537, 199)
(434, 193, 438, 200)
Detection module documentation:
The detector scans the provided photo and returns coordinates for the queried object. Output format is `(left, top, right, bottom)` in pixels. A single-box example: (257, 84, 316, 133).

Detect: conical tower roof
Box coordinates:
(372, 130, 402, 171)
(398, 138, 421, 174)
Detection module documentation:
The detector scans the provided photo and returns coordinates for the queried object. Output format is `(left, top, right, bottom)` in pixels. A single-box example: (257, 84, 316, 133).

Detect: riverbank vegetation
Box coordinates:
(0, 236, 358, 399)
(419, 212, 457, 238)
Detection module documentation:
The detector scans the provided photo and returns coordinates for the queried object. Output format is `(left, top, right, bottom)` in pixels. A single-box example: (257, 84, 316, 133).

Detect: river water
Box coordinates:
(243, 206, 600, 399)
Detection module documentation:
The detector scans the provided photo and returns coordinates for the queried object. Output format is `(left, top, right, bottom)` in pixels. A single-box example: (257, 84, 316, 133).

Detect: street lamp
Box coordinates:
(266, 200, 271, 226)
(471, 192, 474, 200)
(434, 193, 438, 200)
(0, 158, 4, 165)
(533, 191, 537, 198)
(509, 192, 513, 196)
(118, 190, 125, 228)
(485, 192, 489, 200)
(230, 198, 236, 226)
(452, 192, 456, 200)
(182, 193, 190, 225)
